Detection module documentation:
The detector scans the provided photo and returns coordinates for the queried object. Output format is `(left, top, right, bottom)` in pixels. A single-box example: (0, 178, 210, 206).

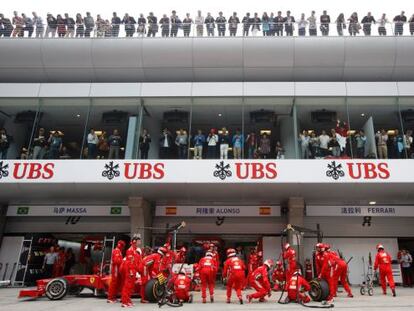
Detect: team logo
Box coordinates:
(326, 161, 345, 180)
(89, 277, 95, 284)
(0, 161, 9, 179)
(102, 161, 120, 180)
(213, 161, 232, 180)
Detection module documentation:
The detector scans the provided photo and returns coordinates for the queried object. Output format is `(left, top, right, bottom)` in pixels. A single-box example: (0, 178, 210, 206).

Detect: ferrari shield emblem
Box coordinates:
(89, 277, 95, 284)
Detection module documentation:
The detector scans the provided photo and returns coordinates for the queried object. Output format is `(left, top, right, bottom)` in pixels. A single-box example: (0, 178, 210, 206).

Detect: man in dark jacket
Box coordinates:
(274, 11, 284, 36)
(320, 10, 331, 36)
(84, 12, 94, 37)
(284, 11, 295, 36)
(111, 12, 121, 37)
(242, 13, 251, 36)
(160, 14, 170, 37)
(147, 12, 158, 37)
(46, 13, 57, 38)
(64, 13, 75, 37)
(205, 13, 215, 36)
(170, 11, 181, 37)
(159, 128, 173, 159)
(361, 12, 376, 36)
(216, 11, 226, 36)
(122, 13, 136, 37)
(393, 11, 407, 35)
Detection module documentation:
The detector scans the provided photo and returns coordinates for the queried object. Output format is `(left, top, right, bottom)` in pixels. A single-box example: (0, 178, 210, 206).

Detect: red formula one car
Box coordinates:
(18, 274, 119, 300)
(18, 273, 170, 303)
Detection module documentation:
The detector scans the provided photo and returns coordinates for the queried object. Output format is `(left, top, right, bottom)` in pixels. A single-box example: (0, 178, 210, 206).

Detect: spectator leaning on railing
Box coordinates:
(1, 9, 414, 38)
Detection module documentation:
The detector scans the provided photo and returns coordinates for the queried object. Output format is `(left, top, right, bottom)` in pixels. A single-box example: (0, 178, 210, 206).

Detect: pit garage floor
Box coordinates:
(1, 286, 414, 311)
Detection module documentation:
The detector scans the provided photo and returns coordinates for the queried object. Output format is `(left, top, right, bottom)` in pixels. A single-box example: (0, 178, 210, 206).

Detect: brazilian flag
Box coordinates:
(17, 207, 29, 215)
(110, 207, 122, 215)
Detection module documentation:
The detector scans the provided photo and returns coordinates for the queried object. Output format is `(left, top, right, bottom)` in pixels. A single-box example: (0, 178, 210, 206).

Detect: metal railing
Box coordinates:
(0, 22, 413, 38)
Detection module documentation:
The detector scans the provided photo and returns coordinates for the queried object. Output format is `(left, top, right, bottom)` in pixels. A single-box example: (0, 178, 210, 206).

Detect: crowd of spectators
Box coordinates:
(155, 127, 284, 160)
(1, 10, 414, 38)
(298, 122, 413, 159)
(2, 124, 413, 160)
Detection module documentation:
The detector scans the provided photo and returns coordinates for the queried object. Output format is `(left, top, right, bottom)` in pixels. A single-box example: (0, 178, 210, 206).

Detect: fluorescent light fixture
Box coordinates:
(218, 113, 222, 117)
(369, 201, 376, 205)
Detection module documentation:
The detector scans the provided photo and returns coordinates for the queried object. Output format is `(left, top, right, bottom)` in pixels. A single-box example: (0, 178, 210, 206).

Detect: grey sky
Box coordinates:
(3, 0, 414, 20)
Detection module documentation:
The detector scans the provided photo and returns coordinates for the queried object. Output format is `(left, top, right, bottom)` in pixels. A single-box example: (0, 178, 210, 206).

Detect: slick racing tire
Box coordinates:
(309, 278, 330, 302)
(45, 278, 69, 300)
(145, 278, 165, 303)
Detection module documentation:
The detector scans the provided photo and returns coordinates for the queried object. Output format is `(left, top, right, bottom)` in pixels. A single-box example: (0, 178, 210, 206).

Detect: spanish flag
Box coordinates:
(259, 207, 271, 216)
(165, 207, 177, 215)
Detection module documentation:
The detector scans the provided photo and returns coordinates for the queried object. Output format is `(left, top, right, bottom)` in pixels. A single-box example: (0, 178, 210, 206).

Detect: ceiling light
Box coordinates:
(360, 113, 365, 117)
(369, 201, 376, 205)
(76, 114, 81, 118)
(218, 113, 222, 117)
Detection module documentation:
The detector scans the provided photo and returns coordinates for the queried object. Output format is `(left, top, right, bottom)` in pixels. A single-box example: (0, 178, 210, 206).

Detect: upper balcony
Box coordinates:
(1, 22, 414, 83)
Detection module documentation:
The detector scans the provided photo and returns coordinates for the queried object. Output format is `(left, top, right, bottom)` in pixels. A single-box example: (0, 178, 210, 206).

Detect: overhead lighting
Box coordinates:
(369, 201, 376, 205)
(76, 114, 81, 118)
(360, 113, 365, 117)
(218, 113, 222, 117)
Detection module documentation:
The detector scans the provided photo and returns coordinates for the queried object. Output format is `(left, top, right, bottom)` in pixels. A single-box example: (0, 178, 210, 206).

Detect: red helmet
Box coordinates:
(158, 246, 168, 255)
(284, 243, 291, 250)
(117, 240, 126, 249)
(376, 244, 384, 250)
(264, 259, 274, 268)
(323, 243, 331, 250)
(227, 248, 236, 258)
(227, 248, 236, 255)
(276, 260, 282, 267)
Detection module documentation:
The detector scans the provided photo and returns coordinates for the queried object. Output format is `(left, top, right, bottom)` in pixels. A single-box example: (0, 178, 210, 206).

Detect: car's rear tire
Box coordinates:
(309, 278, 330, 302)
(145, 278, 165, 303)
(45, 278, 69, 300)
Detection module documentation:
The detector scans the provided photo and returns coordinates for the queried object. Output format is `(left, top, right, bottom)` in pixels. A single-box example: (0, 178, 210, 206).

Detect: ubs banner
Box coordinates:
(0, 159, 411, 183)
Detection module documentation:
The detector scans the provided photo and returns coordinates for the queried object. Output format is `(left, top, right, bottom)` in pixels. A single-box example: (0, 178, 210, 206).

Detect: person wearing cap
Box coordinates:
(283, 243, 297, 282)
(107, 240, 126, 303)
(198, 251, 217, 303)
(286, 269, 311, 304)
(374, 244, 396, 296)
(246, 259, 273, 303)
(271, 261, 285, 291)
(172, 270, 193, 303)
(223, 248, 246, 304)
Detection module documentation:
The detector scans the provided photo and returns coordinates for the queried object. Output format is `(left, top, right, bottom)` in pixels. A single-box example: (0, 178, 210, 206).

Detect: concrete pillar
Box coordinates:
(128, 197, 152, 247)
(0, 205, 8, 248)
(287, 197, 305, 264)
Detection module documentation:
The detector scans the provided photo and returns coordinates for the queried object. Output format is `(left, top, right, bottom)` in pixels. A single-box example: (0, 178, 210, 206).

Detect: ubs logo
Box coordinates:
(102, 161, 120, 180)
(213, 161, 232, 180)
(0, 161, 9, 179)
(326, 161, 345, 180)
